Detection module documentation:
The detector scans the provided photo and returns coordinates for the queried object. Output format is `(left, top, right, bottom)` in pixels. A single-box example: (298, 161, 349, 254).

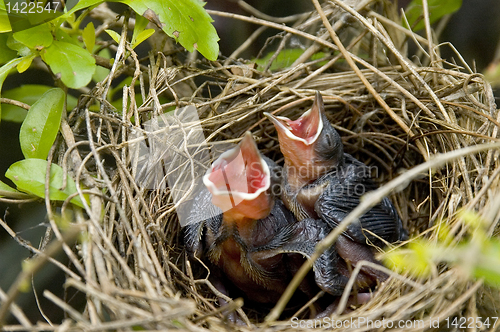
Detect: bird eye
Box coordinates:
(325, 133, 333, 147)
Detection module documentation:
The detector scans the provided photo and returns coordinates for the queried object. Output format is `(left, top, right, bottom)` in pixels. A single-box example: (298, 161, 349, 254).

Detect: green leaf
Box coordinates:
(0, 0, 12, 32)
(41, 40, 96, 89)
(105, 29, 121, 44)
(404, 0, 462, 31)
(0, 180, 29, 199)
(108, 76, 143, 112)
(19, 88, 64, 159)
(82, 22, 95, 53)
(121, 0, 219, 60)
(473, 266, 500, 287)
(254, 49, 327, 71)
(0, 57, 22, 121)
(132, 14, 150, 43)
(63, 0, 219, 60)
(132, 29, 154, 49)
(54, 28, 80, 46)
(17, 54, 35, 73)
(66, 0, 105, 16)
(5, 159, 87, 208)
(471, 240, 500, 287)
(0, 180, 18, 194)
(92, 47, 111, 83)
(384, 239, 434, 277)
(458, 209, 485, 228)
(2, 84, 77, 122)
(13, 23, 53, 49)
(2, 106, 26, 123)
(6, 34, 31, 56)
(0, 33, 17, 64)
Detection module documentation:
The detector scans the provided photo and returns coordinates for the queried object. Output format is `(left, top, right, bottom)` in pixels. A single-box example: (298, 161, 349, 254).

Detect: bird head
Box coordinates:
(264, 91, 343, 188)
(203, 132, 273, 221)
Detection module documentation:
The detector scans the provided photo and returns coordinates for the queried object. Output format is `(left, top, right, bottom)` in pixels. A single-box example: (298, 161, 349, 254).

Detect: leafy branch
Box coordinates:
(0, 0, 219, 208)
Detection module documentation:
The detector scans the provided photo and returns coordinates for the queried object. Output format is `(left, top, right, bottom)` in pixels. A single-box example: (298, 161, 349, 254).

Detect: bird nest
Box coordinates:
(3, 0, 500, 331)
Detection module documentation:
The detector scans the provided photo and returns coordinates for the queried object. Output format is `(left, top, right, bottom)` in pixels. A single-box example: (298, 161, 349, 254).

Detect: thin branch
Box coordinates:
(0, 98, 30, 110)
(0, 225, 83, 327)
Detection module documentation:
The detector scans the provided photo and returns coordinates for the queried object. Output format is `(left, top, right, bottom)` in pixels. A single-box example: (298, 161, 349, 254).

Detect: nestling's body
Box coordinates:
(265, 92, 407, 294)
(184, 132, 341, 310)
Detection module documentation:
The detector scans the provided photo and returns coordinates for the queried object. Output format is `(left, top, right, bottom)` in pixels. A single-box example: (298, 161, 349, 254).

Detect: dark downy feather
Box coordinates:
(314, 153, 407, 245)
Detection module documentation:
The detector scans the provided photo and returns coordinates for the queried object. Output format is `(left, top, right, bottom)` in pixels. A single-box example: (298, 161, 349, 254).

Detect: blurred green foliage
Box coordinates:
(384, 210, 500, 288)
(404, 0, 462, 31)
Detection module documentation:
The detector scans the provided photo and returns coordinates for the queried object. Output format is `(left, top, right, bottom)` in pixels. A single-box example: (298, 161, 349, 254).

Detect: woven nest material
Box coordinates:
(5, 1, 500, 331)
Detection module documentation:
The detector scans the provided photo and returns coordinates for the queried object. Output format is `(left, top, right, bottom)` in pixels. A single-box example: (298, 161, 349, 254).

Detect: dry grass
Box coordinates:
(1, 0, 500, 331)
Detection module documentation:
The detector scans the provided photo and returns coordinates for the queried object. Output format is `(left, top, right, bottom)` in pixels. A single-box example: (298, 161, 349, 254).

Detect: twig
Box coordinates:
(369, 11, 429, 47)
(331, 0, 451, 123)
(0, 98, 30, 110)
(312, 0, 430, 160)
(0, 225, 83, 327)
(237, 0, 309, 23)
(422, 0, 438, 83)
(206, 9, 339, 51)
(0, 287, 31, 329)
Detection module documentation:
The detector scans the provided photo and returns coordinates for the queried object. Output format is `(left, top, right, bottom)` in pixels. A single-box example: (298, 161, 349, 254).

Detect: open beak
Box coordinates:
(203, 132, 272, 219)
(264, 91, 324, 146)
(264, 91, 326, 172)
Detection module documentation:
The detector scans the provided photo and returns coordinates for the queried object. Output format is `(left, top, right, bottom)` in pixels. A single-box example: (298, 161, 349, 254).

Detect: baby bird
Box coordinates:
(264, 92, 406, 288)
(184, 132, 347, 312)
